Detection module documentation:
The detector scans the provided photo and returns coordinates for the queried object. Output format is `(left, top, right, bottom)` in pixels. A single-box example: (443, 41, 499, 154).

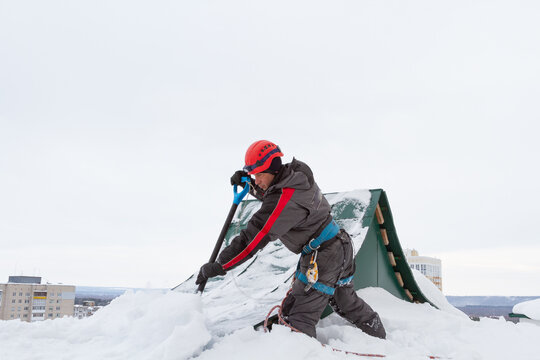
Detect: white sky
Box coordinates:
(1, 0, 539, 295)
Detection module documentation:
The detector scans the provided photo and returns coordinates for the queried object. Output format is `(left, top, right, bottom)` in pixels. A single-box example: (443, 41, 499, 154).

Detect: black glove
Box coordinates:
(230, 170, 250, 187)
(195, 262, 226, 285)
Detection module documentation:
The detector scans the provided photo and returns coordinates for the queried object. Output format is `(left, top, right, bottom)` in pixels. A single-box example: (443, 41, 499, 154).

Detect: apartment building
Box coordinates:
(0, 276, 75, 322)
(74, 301, 101, 319)
(405, 249, 443, 292)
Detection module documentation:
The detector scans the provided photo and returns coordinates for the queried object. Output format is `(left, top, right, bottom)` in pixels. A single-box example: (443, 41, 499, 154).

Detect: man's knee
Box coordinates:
(286, 317, 317, 338)
(281, 285, 328, 338)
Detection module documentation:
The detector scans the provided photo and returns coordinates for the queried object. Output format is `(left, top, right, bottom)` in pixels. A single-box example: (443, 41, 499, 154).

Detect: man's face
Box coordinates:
(254, 172, 275, 191)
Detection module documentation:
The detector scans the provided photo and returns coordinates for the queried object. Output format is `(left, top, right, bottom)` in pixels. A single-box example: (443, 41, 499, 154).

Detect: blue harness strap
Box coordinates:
(295, 271, 335, 295)
(301, 220, 340, 255)
(296, 220, 353, 295)
(294, 271, 354, 296)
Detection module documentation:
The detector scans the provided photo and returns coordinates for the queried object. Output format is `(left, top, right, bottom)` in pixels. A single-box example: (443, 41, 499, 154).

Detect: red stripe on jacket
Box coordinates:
(222, 187, 295, 270)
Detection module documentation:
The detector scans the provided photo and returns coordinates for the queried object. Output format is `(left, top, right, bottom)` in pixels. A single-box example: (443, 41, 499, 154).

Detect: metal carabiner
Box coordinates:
(304, 250, 319, 292)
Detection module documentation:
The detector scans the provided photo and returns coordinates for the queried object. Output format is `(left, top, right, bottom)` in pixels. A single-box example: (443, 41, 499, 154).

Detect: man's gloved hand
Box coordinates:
(230, 170, 250, 187)
(195, 262, 226, 285)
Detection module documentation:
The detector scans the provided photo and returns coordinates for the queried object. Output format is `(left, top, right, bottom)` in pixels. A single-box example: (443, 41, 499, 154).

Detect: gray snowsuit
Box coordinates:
(217, 159, 386, 339)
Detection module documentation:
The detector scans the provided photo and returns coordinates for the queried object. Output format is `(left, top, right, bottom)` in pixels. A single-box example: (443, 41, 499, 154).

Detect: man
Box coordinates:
(196, 140, 386, 339)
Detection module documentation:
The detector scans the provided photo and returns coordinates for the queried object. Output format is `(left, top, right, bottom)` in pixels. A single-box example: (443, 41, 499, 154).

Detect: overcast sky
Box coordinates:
(1, 0, 539, 295)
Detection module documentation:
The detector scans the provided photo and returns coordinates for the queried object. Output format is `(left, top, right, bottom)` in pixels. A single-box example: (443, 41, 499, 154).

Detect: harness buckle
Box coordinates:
(304, 251, 319, 292)
(307, 239, 320, 252)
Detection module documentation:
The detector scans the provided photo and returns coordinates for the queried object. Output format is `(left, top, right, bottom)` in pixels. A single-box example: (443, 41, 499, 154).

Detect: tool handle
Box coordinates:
(196, 203, 238, 293)
(197, 177, 250, 293)
(233, 177, 251, 205)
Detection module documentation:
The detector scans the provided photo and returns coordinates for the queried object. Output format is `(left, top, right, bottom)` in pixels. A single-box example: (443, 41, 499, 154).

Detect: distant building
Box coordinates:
(405, 249, 443, 292)
(74, 300, 101, 319)
(0, 276, 75, 322)
(74, 304, 100, 319)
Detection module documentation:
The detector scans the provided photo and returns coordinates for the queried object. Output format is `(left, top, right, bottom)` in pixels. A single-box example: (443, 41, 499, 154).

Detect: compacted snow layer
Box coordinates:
(1, 288, 540, 360)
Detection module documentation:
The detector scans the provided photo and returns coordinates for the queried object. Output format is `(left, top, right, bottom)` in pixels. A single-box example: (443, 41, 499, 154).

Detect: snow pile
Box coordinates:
(513, 298, 540, 320)
(2, 288, 540, 360)
(0, 291, 210, 360)
(411, 268, 467, 318)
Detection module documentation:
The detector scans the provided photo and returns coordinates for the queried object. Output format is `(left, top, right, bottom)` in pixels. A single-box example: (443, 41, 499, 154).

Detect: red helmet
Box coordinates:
(243, 140, 283, 175)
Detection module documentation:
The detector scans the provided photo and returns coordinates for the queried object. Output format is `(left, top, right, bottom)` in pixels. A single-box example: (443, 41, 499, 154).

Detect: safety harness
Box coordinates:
(295, 219, 354, 295)
(301, 219, 340, 255)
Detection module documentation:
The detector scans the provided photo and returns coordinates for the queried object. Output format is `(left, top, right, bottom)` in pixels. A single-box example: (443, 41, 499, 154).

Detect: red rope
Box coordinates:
(263, 290, 386, 358)
(263, 291, 444, 359)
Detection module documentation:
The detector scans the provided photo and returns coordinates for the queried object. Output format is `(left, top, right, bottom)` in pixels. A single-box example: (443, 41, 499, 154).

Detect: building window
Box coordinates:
(19, 292, 23, 296)
(33, 299, 45, 306)
(56, 306, 60, 310)
(24, 307, 29, 310)
(18, 299, 22, 303)
(48, 314, 53, 318)
(12, 299, 15, 303)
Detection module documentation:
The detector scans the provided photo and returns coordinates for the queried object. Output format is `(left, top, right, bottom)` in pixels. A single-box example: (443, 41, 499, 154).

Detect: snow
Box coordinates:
(2, 288, 540, 360)
(0, 290, 210, 359)
(513, 298, 540, 320)
(326, 190, 373, 251)
(411, 268, 467, 318)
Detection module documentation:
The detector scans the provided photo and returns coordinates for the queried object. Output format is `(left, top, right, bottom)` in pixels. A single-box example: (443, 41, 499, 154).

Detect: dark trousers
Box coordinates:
(282, 230, 386, 339)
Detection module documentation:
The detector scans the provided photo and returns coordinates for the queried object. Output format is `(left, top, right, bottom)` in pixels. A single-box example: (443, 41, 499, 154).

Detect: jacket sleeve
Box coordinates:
(218, 187, 299, 270)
